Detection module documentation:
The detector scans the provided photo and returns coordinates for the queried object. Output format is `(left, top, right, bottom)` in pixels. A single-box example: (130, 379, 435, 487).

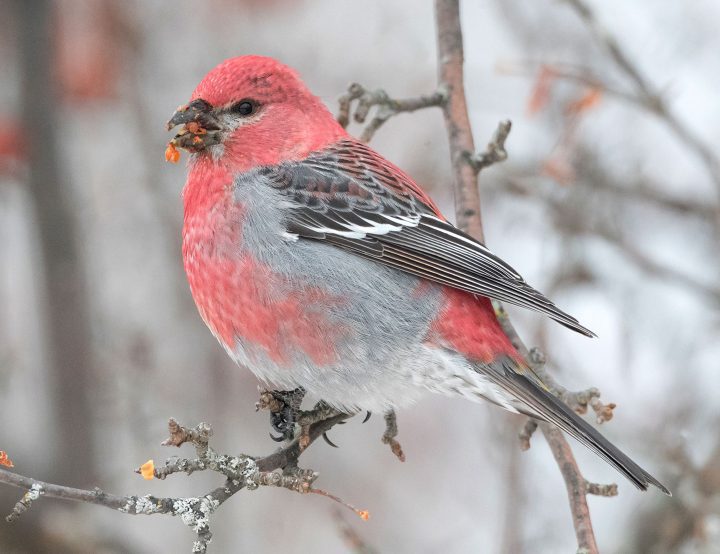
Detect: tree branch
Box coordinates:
(434, 1, 609, 552)
(435, 0, 486, 242)
(381, 410, 405, 462)
(337, 82, 446, 142)
(0, 412, 356, 553)
(541, 423, 600, 552)
(495, 304, 617, 553)
(465, 120, 512, 172)
(495, 172, 720, 303)
(563, 0, 720, 196)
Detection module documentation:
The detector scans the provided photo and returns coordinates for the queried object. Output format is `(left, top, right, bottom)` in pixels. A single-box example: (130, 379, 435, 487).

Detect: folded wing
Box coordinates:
(260, 138, 595, 337)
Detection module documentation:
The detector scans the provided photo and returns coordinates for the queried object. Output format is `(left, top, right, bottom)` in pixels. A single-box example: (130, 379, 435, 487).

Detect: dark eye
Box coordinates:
(232, 100, 256, 116)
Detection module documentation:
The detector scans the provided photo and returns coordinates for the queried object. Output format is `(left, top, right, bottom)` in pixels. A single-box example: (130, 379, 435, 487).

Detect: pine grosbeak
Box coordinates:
(166, 56, 668, 494)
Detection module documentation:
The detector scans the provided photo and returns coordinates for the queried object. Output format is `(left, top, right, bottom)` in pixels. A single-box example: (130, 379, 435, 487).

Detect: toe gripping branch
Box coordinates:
(256, 388, 346, 449)
(256, 387, 307, 442)
(256, 389, 403, 460)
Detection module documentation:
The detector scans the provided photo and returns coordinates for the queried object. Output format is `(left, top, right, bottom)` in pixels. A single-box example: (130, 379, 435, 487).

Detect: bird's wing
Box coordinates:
(261, 138, 594, 337)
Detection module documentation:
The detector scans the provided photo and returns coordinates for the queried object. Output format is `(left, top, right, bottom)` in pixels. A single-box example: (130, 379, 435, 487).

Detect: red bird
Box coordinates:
(167, 56, 668, 494)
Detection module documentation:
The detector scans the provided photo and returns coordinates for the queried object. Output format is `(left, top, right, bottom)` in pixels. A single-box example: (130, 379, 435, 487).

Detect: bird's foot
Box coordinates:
(256, 389, 349, 450)
(256, 387, 306, 442)
(296, 401, 346, 452)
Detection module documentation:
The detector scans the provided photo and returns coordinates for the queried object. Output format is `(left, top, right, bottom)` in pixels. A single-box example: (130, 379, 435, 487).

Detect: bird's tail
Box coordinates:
(482, 357, 671, 495)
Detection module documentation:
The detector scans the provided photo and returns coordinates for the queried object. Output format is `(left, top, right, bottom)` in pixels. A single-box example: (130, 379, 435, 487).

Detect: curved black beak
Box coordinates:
(166, 98, 220, 131)
(166, 98, 223, 154)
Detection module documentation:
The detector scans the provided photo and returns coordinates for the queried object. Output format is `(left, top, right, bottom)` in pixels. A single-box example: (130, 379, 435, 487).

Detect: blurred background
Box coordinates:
(1, 0, 718, 552)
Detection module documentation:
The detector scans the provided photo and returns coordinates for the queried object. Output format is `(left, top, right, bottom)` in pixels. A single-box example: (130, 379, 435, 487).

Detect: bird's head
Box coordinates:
(166, 55, 345, 172)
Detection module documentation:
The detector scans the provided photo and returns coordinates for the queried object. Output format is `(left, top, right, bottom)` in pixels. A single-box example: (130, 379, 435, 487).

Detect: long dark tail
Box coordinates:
(485, 358, 671, 495)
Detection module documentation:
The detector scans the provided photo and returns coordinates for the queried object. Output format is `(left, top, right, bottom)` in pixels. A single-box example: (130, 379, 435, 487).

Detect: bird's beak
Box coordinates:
(165, 98, 223, 161)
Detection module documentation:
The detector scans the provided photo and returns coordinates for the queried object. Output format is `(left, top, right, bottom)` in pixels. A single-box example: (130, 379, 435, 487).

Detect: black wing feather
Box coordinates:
(261, 140, 595, 337)
(488, 359, 669, 494)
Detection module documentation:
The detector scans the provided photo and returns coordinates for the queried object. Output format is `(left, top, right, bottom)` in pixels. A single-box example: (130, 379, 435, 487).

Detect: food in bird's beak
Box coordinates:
(165, 99, 223, 161)
(165, 142, 180, 163)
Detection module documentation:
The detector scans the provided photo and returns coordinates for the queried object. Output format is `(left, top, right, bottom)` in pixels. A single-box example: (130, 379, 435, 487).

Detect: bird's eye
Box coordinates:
(231, 100, 256, 116)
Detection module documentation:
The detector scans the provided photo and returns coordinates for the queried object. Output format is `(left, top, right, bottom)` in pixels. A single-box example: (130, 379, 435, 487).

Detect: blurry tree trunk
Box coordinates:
(14, 0, 96, 486)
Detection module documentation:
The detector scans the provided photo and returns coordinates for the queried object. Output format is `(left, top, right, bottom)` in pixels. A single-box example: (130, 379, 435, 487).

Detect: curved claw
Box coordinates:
(269, 432, 286, 443)
(362, 411, 372, 423)
(270, 412, 295, 436)
(322, 432, 339, 448)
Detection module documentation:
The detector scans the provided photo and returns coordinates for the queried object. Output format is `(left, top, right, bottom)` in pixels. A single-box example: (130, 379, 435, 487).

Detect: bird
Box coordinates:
(166, 55, 669, 495)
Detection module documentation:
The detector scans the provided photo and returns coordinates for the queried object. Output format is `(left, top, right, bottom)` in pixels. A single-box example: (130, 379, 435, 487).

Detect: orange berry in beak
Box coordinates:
(165, 142, 180, 163)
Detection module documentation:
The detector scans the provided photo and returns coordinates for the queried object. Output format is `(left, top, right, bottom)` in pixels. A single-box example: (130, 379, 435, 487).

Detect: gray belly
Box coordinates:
(232, 237, 443, 411)
(229, 174, 444, 410)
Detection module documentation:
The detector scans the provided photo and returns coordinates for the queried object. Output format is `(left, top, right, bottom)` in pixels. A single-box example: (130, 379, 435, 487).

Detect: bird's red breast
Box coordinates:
(182, 157, 346, 366)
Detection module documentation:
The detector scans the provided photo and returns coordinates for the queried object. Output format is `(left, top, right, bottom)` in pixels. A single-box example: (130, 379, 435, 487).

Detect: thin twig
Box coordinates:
(466, 120, 512, 171)
(496, 164, 719, 224)
(595, 226, 720, 304)
(337, 83, 446, 142)
(0, 411, 352, 553)
(585, 481, 618, 497)
(497, 61, 640, 106)
(563, 0, 720, 194)
(524, 346, 615, 423)
(381, 410, 405, 462)
(0, 470, 138, 512)
(497, 174, 720, 302)
(6, 483, 44, 523)
(519, 419, 539, 451)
